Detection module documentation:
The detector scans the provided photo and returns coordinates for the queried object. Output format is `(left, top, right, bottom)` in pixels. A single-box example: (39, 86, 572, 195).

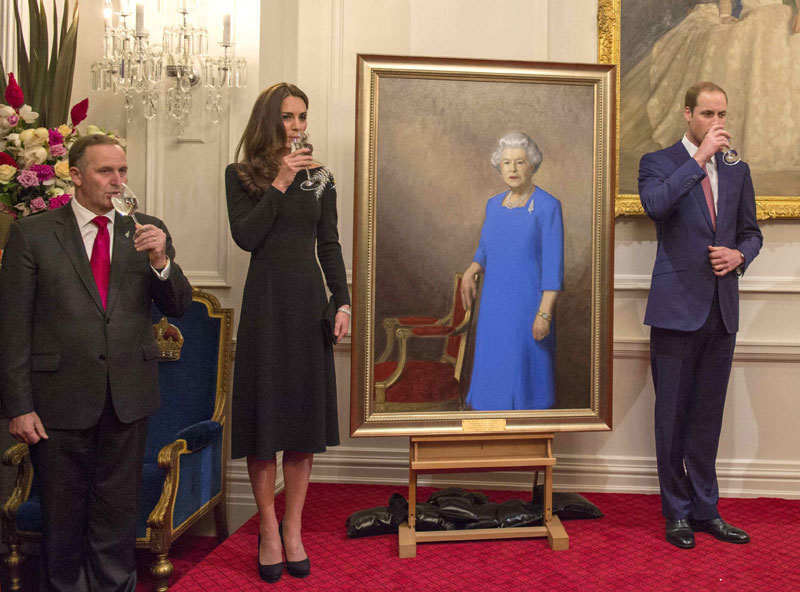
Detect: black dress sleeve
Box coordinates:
(316, 173, 350, 308)
(225, 163, 285, 252)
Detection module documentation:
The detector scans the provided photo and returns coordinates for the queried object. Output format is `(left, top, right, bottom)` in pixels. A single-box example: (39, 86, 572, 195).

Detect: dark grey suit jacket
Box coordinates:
(0, 205, 192, 429)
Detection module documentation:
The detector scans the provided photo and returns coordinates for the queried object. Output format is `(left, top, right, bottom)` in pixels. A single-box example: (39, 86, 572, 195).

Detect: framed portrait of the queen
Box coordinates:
(350, 55, 616, 437)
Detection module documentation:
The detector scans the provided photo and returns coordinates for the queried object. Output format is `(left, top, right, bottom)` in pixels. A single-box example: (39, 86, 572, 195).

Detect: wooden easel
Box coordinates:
(398, 433, 568, 557)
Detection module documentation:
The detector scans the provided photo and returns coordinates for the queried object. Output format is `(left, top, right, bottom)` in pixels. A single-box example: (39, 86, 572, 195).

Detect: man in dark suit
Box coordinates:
(0, 134, 192, 590)
(638, 81, 762, 549)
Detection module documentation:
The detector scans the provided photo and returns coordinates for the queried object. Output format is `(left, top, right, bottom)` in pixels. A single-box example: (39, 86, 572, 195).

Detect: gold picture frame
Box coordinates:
(350, 55, 616, 437)
(599, 0, 800, 219)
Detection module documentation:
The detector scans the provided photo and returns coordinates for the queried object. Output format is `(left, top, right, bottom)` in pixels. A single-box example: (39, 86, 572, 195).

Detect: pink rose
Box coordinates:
(31, 164, 55, 182)
(49, 144, 66, 157)
(6, 115, 18, 126)
(48, 193, 72, 209)
(29, 196, 47, 212)
(16, 168, 39, 187)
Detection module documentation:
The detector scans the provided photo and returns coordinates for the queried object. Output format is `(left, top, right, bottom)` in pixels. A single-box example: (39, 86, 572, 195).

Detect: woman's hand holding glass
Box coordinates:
(271, 144, 314, 192)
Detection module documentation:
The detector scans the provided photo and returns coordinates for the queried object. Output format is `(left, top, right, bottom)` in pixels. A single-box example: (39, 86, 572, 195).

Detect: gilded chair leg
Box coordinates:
(214, 501, 229, 542)
(5, 539, 25, 592)
(151, 553, 174, 592)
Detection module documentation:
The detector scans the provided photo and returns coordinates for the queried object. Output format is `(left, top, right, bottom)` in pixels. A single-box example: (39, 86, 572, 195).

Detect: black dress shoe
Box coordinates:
(665, 518, 695, 549)
(279, 522, 311, 578)
(690, 518, 750, 544)
(258, 534, 284, 583)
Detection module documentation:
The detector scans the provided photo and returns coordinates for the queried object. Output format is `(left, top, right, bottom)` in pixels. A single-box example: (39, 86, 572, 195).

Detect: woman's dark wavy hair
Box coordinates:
(234, 82, 309, 196)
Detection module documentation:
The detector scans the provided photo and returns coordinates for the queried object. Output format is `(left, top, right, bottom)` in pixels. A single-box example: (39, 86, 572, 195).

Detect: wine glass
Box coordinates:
(290, 132, 318, 190)
(722, 146, 740, 166)
(112, 183, 142, 226)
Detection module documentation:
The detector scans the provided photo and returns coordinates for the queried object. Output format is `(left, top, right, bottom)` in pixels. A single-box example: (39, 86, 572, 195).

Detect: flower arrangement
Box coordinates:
(0, 74, 122, 219)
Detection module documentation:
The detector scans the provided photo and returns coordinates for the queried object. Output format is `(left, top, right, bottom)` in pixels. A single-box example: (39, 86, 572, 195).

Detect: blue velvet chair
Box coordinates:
(1, 288, 233, 591)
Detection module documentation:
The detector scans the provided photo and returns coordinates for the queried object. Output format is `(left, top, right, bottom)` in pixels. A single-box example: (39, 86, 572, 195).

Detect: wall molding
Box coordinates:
(615, 274, 800, 294)
(220, 447, 800, 530)
(614, 338, 800, 362)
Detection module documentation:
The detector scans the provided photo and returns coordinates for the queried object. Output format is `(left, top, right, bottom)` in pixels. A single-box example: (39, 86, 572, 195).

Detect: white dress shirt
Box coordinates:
(70, 198, 171, 279)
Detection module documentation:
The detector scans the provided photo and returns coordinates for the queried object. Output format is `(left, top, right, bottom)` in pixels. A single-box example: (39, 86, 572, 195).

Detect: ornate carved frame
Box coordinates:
(350, 55, 615, 437)
(598, 0, 800, 219)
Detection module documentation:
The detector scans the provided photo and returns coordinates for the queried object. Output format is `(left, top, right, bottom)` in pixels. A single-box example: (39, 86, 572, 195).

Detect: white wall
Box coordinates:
(5, 0, 797, 534)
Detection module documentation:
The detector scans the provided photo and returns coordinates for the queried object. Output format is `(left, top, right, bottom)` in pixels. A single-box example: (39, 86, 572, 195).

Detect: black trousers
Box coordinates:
(30, 395, 148, 592)
(650, 290, 736, 521)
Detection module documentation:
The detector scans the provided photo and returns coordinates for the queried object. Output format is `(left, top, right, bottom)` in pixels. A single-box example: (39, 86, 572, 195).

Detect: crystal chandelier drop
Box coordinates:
(90, 0, 247, 132)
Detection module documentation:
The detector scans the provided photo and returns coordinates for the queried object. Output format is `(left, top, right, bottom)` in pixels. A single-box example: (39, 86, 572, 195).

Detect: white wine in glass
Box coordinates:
(722, 147, 740, 166)
(291, 132, 319, 190)
(112, 183, 143, 226)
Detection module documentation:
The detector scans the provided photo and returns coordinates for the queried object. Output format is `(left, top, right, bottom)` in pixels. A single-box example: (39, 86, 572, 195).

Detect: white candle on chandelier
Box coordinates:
(103, 7, 113, 30)
(135, 3, 145, 35)
(223, 14, 231, 44)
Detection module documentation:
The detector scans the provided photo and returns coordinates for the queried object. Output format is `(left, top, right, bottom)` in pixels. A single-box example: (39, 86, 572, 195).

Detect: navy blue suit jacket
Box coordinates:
(638, 141, 762, 333)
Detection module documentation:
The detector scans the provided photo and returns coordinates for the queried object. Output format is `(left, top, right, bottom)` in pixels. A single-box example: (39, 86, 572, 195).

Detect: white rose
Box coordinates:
(6, 133, 20, 147)
(0, 105, 15, 117)
(19, 128, 35, 144)
(20, 146, 48, 166)
(33, 127, 49, 142)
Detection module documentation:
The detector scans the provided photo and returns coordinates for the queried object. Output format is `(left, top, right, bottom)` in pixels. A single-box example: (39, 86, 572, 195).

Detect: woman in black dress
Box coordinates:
(225, 82, 350, 583)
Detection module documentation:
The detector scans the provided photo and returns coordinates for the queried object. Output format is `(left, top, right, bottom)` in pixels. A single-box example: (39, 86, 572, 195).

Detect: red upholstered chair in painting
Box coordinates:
(374, 272, 478, 412)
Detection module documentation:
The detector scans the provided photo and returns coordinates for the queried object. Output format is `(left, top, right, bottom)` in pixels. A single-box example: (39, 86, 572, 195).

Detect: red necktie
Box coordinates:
(701, 164, 717, 230)
(90, 216, 111, 308)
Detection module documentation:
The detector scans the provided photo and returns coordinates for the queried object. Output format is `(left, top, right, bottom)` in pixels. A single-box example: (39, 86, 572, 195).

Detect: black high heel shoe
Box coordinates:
(257, 534, 284, 583)
(279, 522, 311, 578)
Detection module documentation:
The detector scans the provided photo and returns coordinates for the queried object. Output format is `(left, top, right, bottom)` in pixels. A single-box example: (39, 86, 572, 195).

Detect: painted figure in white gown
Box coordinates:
(622, 0, 800, 174)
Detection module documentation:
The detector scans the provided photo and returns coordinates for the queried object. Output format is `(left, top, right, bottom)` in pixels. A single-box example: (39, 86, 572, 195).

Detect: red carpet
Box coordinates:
(170, 483, 800, 592)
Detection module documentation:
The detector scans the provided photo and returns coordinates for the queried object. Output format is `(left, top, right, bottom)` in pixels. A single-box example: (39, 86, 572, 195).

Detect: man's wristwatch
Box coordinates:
(735, 250, 746, 277)
(537, 311, 552, 322)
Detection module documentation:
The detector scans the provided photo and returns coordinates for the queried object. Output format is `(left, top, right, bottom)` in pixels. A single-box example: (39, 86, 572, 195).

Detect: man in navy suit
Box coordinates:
(0, 134, 192, 590)
(638, 81, 762, 549)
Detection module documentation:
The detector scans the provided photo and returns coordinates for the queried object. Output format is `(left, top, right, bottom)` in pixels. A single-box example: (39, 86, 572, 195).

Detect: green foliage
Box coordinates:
(0, 0, 80, 128)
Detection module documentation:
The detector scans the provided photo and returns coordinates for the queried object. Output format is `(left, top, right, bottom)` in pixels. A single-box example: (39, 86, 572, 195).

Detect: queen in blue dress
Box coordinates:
(460, 132, 564, 411)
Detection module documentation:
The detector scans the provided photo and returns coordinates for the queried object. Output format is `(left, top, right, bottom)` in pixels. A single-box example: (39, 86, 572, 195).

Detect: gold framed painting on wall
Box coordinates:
(599, 0, 800, 219)
(350, 55, 616, 438)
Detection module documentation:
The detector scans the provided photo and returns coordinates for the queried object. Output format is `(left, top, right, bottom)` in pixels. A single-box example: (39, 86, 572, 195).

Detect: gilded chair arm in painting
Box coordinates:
(1, 444, 32, 527)
(375, 327, 414, 390)
(377, 315, 442, 363)
(376, 316, 471, 391)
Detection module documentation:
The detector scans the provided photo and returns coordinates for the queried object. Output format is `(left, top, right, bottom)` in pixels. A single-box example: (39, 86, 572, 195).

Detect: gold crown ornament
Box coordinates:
(152, 317, 184, 361)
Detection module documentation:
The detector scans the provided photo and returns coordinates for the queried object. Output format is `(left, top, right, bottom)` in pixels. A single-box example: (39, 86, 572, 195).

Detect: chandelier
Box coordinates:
(91, 0, 247, 132)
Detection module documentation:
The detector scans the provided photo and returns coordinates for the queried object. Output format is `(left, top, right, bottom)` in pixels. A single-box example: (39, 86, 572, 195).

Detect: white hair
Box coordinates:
(490, 132, 543, 174)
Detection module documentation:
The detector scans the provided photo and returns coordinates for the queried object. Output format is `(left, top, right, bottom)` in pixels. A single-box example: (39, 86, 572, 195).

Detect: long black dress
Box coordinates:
(225, 164, 349, 459)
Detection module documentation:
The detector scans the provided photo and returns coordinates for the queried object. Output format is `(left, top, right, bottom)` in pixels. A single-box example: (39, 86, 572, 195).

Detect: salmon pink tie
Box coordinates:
(701, 164, 716, 230)
(90, 216, 110, 308)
